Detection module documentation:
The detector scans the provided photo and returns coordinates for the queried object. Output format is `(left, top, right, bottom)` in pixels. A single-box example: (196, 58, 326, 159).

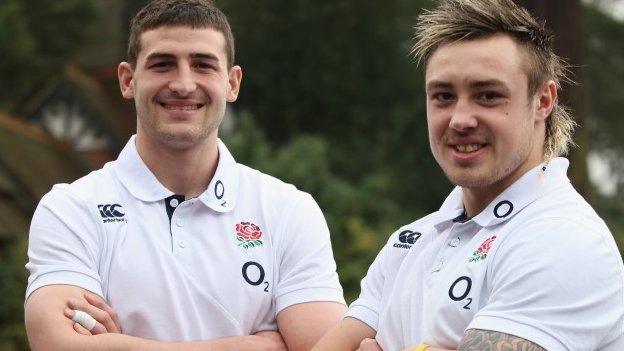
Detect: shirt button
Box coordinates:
(449, 237, 461, 247)
(178, 241, 186, 248)
(176, 218, 184, 227)
(432, 259, 444, 272)
(170, 198, 179, 208)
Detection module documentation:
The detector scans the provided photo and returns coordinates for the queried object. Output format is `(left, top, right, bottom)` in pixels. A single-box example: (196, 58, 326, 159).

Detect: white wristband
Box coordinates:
(72, 310, 97, 331)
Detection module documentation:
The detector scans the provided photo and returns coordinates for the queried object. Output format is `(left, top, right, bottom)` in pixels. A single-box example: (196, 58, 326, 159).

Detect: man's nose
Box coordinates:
(449, 99, 478, 131)
(169, 64, 196, 96)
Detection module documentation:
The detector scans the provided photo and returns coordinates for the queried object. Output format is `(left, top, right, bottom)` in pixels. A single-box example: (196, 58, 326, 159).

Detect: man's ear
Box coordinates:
(226, 65, 243, 102)
(535, 80, 557, 122)
(118, 62, 135, 100)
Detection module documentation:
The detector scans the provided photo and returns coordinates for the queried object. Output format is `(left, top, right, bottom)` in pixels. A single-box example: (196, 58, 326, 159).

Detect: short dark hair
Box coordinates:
(412, 0, 575, 159)
(127, 0, 235, 68)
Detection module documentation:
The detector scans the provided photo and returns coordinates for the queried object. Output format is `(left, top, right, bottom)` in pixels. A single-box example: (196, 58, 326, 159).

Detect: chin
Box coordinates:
(451, 176, 494, 188)
(153, 128, 211, 150)
(443, 167, 498, 188)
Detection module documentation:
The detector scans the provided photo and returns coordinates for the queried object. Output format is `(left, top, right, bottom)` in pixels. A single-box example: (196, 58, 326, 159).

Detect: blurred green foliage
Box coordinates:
(0, 0, 97, 112)
(585, 5, 624, 178)
(0, 238, 28, 351)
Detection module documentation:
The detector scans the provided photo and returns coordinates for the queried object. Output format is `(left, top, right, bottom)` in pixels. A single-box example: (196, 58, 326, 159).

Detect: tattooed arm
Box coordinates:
(399, 329, 545, 351)
(456, 329, 546, 351)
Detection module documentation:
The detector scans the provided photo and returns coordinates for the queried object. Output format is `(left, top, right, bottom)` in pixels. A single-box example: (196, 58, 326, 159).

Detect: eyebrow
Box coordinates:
(426, 79, 508, 91)
(190, 53, 219, 61)
(468, 79, 507, 89)
(145, 52, 220, 62)
(426, 80, 453, 91)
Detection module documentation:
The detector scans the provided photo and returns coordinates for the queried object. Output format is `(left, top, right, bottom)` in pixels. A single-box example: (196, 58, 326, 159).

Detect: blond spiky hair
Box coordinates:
(412, 0, 576, 160)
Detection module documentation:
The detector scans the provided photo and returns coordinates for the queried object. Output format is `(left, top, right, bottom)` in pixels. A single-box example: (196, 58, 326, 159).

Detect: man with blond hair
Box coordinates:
(312, 0, 624, 350)
(24, 0, 346, 350)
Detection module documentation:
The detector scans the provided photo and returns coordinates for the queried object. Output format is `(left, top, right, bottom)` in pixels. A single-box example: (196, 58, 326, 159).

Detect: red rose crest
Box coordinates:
(235, 221, 263, 250)
(469, 235, 497, 262)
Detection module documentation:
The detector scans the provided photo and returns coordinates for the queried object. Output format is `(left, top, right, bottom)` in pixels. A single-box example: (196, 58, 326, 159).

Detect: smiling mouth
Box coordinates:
(160, 103, 204, 110)
(454, 144, 484, 153)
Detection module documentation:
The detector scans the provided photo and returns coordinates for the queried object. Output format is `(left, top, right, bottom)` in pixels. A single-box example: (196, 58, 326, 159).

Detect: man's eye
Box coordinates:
(194, 62, 216, 71)
(477, 91, 504, 102)
(150, 62, 173, 69)
(432, 92, 455, 102)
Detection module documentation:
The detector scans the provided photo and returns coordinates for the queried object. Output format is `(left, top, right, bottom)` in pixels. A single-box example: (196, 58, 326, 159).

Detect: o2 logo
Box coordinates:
(448, 276, 472, 309)
(242, 261, 269, 292)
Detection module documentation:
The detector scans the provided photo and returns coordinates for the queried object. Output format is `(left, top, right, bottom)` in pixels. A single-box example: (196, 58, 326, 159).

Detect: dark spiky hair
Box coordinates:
(127, 0, 235, 68)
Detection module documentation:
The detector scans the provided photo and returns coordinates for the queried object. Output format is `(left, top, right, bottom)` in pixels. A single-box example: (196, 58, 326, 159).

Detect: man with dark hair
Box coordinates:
(312, 0, 624, 350)
(24, 1, 345, 350)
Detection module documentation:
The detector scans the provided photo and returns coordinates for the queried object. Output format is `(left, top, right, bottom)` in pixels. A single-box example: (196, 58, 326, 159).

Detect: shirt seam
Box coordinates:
(470, 313, 570, 350)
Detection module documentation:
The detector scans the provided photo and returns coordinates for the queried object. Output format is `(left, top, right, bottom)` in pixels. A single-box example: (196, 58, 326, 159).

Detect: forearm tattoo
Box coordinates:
(457, 329, 546, 351)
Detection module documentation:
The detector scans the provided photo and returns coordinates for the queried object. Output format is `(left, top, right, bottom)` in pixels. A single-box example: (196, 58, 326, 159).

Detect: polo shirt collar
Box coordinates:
(114, 136, 239, 213)
(433, 157, 570, 229)
(197, 139, 238, 213)
(115, 135, 173, 201)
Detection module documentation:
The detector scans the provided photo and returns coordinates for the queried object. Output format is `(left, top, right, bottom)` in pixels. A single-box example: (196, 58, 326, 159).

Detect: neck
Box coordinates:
(462, 158, 545, 218)
(135, 133, 219, 198)
(462, 185, 506, 218)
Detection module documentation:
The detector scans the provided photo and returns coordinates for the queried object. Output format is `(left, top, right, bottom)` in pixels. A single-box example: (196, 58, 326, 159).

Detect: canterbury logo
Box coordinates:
(393, 230, 422, 249)
(98, 204, 125, 218)
(399, 230, 421, 244)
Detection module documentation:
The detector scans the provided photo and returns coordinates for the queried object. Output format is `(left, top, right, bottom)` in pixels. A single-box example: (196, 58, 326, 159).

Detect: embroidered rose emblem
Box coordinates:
(235, 221, 263, 250)
(478, 236, 496, 253)
(469, 235, 497, 262)
(236, 222, 262, 239)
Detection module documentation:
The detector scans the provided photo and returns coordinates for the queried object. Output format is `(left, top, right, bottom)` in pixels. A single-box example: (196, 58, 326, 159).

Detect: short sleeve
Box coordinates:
(273, 192, 346, 313)
(345, 239, 392, 331)
(468, 218, 624, 351)
(25, 186, 103, 300)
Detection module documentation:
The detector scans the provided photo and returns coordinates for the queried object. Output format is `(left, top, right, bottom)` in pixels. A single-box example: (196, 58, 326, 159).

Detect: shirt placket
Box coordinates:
(427, 220, 480, 286)
(171, 199, 192, 256)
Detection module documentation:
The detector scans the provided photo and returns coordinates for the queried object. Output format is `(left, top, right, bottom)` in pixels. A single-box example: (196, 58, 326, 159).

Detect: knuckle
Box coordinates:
(89, 299, 103, 309)
(70, 299, 86, 309)
(360, 338, 376, 348)
(102, 314, 114, 325)
(93, 323, 106, 335)
(91, 309, 104, 320)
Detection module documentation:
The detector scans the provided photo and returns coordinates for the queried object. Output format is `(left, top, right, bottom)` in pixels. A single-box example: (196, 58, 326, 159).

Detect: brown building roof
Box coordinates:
(0, 111, 89, 239)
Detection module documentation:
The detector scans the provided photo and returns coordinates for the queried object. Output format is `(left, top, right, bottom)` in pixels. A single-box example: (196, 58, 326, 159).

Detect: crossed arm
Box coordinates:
(25, 284, 345, 351)
(457, 329, 545, 351)
(311, 317, 546, 351)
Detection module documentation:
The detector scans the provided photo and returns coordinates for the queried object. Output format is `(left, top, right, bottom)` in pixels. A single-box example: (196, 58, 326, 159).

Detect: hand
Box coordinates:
(63, 292, 122, 335)
(254, 331, 287, 351)
(358, 338, 383, 351)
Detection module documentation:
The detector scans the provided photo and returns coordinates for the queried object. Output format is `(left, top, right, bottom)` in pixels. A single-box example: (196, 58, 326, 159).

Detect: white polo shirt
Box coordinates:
(347, 158, 624, 351)
(26, 136, 345, 341)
